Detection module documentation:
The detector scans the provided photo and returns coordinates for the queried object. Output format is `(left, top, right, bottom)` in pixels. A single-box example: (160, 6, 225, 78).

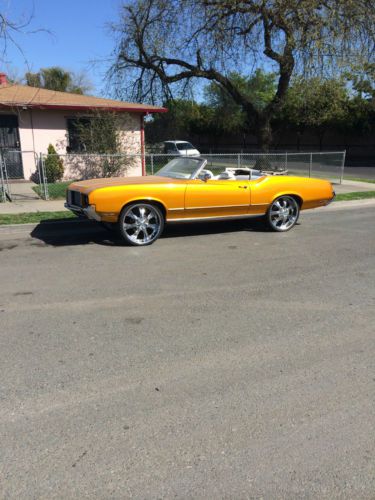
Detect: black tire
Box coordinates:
(265, 195, 300, 232)
(118, 202, 164, 246)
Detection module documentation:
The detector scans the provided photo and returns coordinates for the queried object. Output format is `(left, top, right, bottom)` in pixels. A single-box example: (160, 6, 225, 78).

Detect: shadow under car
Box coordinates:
(30, 217, 271, 248)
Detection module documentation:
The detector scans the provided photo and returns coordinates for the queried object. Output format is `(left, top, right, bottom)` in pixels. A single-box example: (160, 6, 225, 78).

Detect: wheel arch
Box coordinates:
(271, 192, 303, 208)
(119, 198, 167, 219)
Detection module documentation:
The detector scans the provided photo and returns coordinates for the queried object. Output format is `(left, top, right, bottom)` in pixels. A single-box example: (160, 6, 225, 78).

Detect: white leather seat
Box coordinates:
(216, 171, 236, 180)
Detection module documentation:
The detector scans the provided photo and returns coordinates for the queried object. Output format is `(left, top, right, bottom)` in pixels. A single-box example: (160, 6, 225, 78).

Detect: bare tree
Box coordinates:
(109, 0, 375, 150)
(0, 8, 49, 66)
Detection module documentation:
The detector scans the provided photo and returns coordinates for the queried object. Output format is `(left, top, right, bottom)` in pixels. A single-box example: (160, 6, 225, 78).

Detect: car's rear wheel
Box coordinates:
(266, 195, 300, 232)
(118, 203, 164, 246)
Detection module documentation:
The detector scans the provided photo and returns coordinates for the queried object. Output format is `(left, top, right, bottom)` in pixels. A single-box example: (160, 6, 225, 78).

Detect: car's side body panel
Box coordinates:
(182, 178, 251, 220)
(249, 176, 334, 210)
(67, 174, 334, 223)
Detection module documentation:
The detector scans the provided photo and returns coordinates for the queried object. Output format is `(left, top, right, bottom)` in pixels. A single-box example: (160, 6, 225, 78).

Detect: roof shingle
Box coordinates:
(0, 84, 167, 114)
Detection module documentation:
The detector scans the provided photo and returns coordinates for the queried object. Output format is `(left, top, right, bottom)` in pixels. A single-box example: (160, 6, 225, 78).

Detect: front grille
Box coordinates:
(67, 190, 82, 207)
(67, 190, 89, 208)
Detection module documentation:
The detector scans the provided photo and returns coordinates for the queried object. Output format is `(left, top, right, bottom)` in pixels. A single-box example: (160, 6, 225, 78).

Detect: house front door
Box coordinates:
(0, 115, 24, 178)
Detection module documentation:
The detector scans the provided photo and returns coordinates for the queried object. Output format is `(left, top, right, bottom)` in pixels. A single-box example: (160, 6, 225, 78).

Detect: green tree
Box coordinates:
(343, 96, 373, 137)
(110, 0, 375, 151)
(26, 67, 90, 94)
(345, 62, 375, 99)
(281, 78, 349, 149)
(204, 70, 277, 135)
(146, 99, 213, 143)
(25, 72, 42, 87)
(147, 72, 277, 146)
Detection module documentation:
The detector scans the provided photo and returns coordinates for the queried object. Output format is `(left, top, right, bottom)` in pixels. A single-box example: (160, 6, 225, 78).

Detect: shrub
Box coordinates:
(44, 144, 64, 183)
(67, 112, 132, 178)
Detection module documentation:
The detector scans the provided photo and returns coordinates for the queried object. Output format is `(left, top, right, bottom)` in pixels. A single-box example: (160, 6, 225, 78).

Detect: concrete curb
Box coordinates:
(0, 198, 374, 235)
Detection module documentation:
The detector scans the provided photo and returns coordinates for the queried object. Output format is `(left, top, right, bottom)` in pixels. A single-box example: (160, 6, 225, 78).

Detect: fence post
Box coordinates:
(0, 152, 12, 202)
(309, 153, 312, 178)
(150, 154, 154, 175)
(285, 151, 288, 171)
(237, 153, 241, 169)
(340, 151, 346, 184)
(40, 153, 49, 200)
(0, 153, 6, 203)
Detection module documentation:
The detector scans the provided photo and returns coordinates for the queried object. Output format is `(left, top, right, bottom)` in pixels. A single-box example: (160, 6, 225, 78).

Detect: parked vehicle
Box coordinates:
(65, 156, 335, 246)
(163, 140, 200, 156)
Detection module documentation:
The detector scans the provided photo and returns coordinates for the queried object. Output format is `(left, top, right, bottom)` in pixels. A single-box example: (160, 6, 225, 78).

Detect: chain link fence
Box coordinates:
(284, 152, 346, 181)
(146, 151, 345, 180)
(0, 150, 345, 202)
(0, 150, 40, 202)
(36, 153, 142, 199)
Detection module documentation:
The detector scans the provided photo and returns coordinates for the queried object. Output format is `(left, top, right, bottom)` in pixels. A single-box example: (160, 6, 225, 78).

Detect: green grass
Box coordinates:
(344, 177, 375, 184)
(0, 211, 76, 225)
(32, 181, 72, 199)
(334, 191, 375, 202)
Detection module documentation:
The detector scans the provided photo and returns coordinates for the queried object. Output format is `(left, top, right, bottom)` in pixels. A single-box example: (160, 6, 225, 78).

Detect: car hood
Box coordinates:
(69, 176, 180, 194)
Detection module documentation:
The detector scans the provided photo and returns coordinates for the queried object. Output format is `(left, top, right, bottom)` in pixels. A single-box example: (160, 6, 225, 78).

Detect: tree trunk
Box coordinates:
(256, 115, 273, 152)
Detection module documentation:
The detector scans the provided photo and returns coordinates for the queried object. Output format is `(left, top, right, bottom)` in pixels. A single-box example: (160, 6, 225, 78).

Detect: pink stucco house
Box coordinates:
(0, 73, 166, 179)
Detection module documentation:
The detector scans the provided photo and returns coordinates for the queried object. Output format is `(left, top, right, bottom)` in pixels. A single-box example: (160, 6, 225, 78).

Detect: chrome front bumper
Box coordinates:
(64, 203, 101, 221)
(327, 191, 336, 205)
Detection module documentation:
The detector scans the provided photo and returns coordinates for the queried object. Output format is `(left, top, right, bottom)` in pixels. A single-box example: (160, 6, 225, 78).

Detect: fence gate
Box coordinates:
(0, 151, 43, 202)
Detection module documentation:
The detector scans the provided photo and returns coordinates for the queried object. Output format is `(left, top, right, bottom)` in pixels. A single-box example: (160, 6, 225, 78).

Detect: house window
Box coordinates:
(66, 117, 91, 153)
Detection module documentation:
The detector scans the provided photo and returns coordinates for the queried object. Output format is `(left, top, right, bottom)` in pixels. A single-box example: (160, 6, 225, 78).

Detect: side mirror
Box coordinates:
(201, 172, 211, 182)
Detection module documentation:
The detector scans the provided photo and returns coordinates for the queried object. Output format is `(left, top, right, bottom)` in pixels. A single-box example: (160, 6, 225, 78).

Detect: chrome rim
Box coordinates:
(123, 204, 161, 244)
(269, 196, 298, 230)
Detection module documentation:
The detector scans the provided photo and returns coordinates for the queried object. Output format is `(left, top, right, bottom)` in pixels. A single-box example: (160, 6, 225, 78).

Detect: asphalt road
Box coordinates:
(1, 206, 374, 499)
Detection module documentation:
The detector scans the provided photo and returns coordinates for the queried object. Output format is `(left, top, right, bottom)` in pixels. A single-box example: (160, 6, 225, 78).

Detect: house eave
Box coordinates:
(0, 103, 168, 114)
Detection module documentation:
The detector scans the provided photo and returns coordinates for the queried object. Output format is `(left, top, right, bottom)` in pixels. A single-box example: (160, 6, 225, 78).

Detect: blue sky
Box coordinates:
(1, 0, 120, 95)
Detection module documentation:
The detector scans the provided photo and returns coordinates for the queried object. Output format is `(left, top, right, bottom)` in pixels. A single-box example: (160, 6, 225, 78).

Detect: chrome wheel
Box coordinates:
(268, 196, 299, 231)
(120, 203, 163, 245)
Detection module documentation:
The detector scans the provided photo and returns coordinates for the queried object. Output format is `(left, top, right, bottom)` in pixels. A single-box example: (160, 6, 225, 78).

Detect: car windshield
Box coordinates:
(176, 142, 195, 151)
(155, 157, 204, 179)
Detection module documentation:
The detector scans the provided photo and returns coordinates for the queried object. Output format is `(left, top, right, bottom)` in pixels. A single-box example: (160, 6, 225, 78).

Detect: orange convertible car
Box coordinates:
(65, 157, 335, 246)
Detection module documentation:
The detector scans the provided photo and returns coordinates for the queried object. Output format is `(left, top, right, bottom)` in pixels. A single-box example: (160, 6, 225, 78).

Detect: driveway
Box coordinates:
(0, 207, 374, 498)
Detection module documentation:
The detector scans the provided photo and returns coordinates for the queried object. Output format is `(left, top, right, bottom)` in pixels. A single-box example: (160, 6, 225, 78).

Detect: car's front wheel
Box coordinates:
(118, 202, 164, 246)
(266, 195, 300, 232)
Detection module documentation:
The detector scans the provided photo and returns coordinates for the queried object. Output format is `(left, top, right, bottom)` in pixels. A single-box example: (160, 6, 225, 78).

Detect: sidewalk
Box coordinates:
(338, 179, 375, 193)
(0, 199, 67, 214)
(0, 179, 374, 215)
